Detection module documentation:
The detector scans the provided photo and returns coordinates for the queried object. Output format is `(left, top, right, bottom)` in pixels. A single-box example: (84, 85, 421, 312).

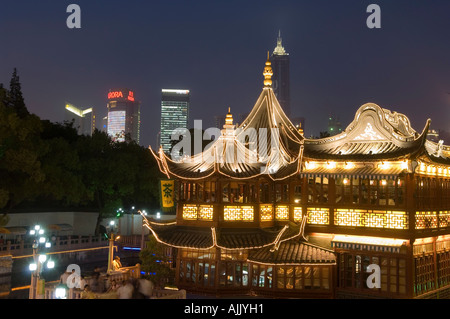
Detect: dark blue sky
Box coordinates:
(1, 0, 449, 147)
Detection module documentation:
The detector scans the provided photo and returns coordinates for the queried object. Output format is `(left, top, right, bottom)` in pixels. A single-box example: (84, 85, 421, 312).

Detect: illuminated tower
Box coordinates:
(64, 103, 95, 136)
(106, 88, 141, 143)
(271, 30, 290, 116)
(160, 89, 190, 154)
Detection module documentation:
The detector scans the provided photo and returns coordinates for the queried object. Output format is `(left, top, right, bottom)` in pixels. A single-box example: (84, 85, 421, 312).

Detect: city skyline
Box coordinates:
(1, 1, 449, 148)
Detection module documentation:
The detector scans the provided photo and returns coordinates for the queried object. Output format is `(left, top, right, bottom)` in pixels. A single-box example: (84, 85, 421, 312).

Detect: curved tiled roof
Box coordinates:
(142, 214, 306, 251)
(303, 103, 430, 161)
(248, 240, 336, 265)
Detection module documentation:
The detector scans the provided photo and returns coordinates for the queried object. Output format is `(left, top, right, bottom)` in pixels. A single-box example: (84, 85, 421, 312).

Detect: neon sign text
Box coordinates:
(108, 91, 124, 99)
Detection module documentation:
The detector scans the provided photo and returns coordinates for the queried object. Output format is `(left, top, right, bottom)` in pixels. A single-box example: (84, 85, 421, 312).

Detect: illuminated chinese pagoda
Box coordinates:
(144, 54, 450, 299)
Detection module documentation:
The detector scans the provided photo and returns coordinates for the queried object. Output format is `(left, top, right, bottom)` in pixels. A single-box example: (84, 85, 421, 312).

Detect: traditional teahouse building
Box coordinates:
(145, 54, 450, 299)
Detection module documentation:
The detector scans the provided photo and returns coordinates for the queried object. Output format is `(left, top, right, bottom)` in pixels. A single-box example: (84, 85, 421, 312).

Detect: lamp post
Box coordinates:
(106, 220, 120, 273)
(28, 225, 54, 299)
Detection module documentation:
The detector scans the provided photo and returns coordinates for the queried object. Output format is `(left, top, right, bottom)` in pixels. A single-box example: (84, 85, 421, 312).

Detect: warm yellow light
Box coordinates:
(305, 162, 316, 170)
(344, 162, 355, 169)
(183, 205, 198, 220)
(326, 161, 336, 169)
(293, 207, 302, 222)
(260, 205, 273, 221)
(401, 161, 408, 170)
(381, 179, 387, 186)
(420, 163, 426, 171)
(199, 205, 214, 220)
(343, 178, 349, 185)
(333, 235, 407, 247)
(379, 162, 390, 170)
(275, 206, 289, 220)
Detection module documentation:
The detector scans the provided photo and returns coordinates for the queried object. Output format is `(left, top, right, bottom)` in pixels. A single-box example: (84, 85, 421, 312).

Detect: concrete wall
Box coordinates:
(4, 212, 176, 237)
(5, 212, 99, 236)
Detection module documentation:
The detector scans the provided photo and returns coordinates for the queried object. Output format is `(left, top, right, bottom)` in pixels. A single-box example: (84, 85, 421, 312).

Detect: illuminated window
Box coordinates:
(183, 205, 198, 220)
(334, 209, 365, 227)
(439, 211, 450, 228)
(260, 205, 273, 221)
(224, 206, 241, 221)
(307, 208, 329, 225)
(293, 207, 302, 222)
(198, 205, 214, 221)
(276, 206, 289, 220)
(224, 206, 254, 221)
(415, 211, 438, 229)
(334, 209, 408, 229)
(367, 210, 408, 229)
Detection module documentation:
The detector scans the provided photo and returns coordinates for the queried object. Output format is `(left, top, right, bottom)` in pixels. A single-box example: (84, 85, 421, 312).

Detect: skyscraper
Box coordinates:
(64, 103, 95, 136)
(160, 89, 190, 154)
(271, 31, 290, 116)
(106, 88, 141, 143)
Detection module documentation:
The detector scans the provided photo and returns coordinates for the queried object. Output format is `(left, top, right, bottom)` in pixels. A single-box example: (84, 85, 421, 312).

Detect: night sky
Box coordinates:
(1, 0, 449, 148)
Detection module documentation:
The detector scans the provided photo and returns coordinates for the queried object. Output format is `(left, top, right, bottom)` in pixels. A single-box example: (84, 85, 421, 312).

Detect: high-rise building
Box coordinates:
(106, 88, 140, 143)
(64, 103, 95, 136)
(160, 89, 190, 154)
(271, 30, 290, 116)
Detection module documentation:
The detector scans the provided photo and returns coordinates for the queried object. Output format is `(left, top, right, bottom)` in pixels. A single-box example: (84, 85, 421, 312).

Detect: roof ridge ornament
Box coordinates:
(263, 51, 273, 88)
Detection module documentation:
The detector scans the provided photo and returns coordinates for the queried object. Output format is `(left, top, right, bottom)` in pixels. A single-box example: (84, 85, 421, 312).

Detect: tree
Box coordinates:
(76, 131, 161, 234)
(38, 120, 88, 206)
(139, 234, 175, 288)
(7, 68, 29, 118)
(0, 82, 46, 213)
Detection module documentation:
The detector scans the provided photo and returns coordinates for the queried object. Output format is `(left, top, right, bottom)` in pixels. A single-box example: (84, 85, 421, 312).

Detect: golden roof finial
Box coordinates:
(225, 107, 233, 126)
(298, 122, 304, 135)
(263, 51, 273, 87)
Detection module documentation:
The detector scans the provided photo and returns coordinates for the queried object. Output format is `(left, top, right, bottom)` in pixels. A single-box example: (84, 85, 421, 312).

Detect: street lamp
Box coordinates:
(29, 224, 54, 299)
(106, 219, 120, 273)
(55, 284, 67, 299)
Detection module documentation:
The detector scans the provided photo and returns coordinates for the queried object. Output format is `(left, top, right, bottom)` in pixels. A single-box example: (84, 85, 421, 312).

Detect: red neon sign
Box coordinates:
(108, 91, 124, 99)
(127, 91, 135, 101)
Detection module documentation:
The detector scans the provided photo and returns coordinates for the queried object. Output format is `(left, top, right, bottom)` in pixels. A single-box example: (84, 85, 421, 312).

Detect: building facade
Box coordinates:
(160, 89, 190, 154)
(146, 56, 450, 299)
(64, 103, 95, 136)
(106, 88, 140, 143)
(271, 31, 290, 117)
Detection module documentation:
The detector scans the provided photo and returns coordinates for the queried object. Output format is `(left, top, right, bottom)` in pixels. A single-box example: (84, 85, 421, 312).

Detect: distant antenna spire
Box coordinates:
(273, 30, 287, 56)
